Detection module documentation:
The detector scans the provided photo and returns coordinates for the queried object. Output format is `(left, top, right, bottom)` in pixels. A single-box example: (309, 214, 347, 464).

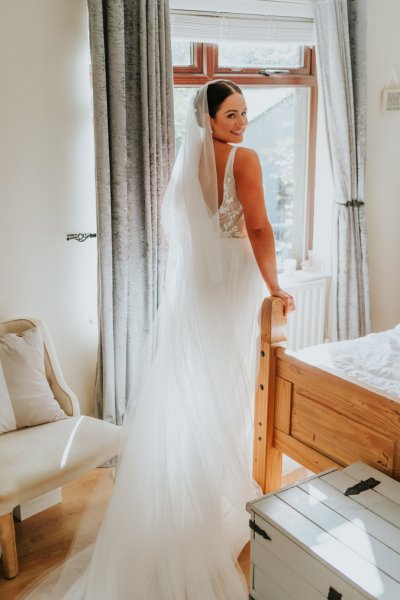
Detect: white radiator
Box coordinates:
(279, 275, 327, 352)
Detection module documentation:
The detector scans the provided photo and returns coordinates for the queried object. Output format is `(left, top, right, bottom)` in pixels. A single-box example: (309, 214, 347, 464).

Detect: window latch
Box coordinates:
(259, 69, 290, 76)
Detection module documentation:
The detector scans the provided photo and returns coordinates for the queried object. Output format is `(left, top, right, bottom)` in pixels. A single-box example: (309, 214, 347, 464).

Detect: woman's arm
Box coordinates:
(234, 147, 295, 315)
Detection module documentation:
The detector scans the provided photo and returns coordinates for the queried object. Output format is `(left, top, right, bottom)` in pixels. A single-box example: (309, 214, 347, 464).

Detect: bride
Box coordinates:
(30, 80, 294, 599)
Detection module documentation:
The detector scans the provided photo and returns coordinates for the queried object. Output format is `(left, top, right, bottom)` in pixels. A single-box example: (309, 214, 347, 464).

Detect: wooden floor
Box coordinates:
(0, 463, 309, 599)
(0, 468, 115, 600)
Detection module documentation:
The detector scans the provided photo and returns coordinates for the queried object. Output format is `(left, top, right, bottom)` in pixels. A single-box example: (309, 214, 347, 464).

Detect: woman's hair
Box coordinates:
(206, 80, 243, 118)
(194, 80, 243, 125)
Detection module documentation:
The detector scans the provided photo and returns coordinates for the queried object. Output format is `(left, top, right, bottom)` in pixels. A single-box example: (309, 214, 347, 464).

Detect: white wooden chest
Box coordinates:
(246, 462, 400, 600)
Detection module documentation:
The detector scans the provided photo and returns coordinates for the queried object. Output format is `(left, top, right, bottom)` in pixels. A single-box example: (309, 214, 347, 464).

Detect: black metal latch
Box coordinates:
(344, 477, 380, 496)
(249, 519, 271, 541)
(328, 586, 342, 599)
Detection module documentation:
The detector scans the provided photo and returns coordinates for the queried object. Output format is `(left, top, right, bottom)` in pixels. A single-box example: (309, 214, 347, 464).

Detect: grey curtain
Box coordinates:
(313, 0, 371, 340)
(87, 0, 175, 423)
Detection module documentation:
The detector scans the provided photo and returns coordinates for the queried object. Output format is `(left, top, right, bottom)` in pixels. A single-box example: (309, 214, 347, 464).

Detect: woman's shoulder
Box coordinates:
(235, 145, 257, 157)
(234, 146, 261, 177)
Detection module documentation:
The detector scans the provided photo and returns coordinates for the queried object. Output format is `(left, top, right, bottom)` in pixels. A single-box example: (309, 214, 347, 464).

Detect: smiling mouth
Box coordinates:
(231, 129, 244, 135)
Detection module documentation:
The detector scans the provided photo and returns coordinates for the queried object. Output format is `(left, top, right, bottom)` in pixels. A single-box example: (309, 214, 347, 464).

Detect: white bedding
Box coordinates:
(293, 324, 400, 400)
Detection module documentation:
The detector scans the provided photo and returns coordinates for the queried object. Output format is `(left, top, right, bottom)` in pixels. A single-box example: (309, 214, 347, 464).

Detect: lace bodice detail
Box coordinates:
(219, 146, 247, 238)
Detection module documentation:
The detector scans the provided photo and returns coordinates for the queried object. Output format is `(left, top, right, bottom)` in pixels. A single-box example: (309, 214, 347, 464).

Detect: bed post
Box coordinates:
(253, 296, 287, 493)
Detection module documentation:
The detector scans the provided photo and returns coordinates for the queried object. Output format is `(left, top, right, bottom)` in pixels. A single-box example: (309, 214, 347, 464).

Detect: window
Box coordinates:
(172, 41, 317, 268)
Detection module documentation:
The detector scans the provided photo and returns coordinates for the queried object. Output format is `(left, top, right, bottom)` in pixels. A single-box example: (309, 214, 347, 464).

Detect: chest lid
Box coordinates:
(247, 462, 400, 599)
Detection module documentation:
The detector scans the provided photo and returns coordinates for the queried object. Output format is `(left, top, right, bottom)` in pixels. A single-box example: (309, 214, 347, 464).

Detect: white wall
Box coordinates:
(366, 0, 400, 332)
(0, 0, 97, 414)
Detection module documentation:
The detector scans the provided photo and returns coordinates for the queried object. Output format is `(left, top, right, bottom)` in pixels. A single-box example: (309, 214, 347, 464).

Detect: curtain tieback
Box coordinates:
(337, 199, 365, 207)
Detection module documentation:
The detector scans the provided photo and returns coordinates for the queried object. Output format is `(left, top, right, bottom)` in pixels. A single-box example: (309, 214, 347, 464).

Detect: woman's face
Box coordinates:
(210, 92, 248, 144)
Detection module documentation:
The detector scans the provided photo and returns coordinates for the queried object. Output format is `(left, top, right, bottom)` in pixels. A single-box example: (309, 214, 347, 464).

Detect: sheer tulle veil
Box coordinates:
(125, 81, 225, 419)
(26, 82, 261, 600)
(158, 81, 223, 301)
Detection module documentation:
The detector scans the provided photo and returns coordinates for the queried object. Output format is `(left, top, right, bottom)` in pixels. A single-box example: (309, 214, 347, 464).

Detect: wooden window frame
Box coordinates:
(173, 43, 318, 257)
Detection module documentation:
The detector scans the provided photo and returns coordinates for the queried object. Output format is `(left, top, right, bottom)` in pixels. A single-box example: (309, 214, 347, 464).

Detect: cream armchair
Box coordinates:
(0, 318, 126, 579)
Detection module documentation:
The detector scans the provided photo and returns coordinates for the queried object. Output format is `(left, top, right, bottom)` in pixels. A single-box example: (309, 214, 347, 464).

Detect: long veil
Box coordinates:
(27, 83, 259, 600)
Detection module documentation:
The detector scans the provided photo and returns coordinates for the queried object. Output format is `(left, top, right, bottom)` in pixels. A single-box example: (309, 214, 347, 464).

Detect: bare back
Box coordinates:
(213, 139, 235, 209)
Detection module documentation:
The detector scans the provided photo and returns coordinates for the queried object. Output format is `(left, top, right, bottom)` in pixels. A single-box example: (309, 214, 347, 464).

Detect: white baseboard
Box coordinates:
(13, 488, 62, 521)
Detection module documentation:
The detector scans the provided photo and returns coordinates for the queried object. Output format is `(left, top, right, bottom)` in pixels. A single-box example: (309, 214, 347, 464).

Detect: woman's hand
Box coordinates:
(270, 288, 296, 316)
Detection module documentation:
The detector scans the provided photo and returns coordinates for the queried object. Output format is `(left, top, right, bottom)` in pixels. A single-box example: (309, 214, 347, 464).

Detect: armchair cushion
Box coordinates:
(0, 327, 66, 429)
(0, 362, 16, 434)
(0, 415, 125, 515)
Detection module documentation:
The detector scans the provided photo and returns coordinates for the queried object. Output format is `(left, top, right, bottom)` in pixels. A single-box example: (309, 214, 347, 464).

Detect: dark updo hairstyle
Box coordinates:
(206, 80, 243, 118)
(194, 80, 243, 126)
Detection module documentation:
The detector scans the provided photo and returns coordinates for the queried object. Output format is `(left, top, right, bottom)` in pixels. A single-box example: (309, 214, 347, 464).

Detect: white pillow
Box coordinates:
(0, 327, 67, 428)
(0, 361, 16, 434)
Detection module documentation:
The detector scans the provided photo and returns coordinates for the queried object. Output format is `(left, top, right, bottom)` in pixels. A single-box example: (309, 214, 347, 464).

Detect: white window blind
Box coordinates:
(170, 1, 314, 45)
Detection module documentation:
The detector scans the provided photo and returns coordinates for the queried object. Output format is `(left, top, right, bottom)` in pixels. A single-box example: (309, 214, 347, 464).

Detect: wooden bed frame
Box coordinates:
(253, 296, 400, 492)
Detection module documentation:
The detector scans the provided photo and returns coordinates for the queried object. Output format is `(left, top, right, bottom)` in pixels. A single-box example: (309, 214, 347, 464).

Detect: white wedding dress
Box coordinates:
(28, 91, 263, 600)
